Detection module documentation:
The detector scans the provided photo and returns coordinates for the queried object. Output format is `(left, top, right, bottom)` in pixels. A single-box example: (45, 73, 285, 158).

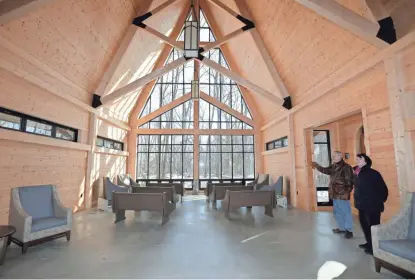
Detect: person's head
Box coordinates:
(332, 151, 343, 163)
(356, 153, 372, 168)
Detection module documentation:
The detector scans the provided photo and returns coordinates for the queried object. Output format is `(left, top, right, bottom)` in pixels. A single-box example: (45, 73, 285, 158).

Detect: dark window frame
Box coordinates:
(96, 136, 124, 151)
(136, 135, 194, 186)
(0, 107, 78, 142)
(313, 130, 333, 207)
(198, 135, 255, 186)
(265, 136, 288, 151)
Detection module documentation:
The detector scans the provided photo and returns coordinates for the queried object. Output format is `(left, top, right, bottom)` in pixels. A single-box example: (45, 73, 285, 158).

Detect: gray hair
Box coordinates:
(333, 151, 343, 157)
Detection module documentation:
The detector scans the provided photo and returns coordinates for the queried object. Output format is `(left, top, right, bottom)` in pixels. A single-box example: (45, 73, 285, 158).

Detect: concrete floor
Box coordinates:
(0, 195, 399, 279)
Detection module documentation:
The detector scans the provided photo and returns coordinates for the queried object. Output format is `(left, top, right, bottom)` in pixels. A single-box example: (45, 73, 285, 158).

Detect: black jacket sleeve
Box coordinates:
(376, 171, 388, 202)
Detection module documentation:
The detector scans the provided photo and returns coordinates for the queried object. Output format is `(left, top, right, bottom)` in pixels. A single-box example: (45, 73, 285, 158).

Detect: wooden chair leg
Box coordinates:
(374, 257, 381, 273)
(22, 243, 28, 254)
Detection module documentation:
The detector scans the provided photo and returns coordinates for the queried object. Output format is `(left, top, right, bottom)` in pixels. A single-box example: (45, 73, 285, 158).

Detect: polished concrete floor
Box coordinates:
(0, 195, 399, 279)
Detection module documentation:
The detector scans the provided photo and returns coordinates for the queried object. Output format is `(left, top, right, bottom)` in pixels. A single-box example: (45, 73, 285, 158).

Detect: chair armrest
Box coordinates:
(51, 186, 73, 222)
(131, 181, 142, 188)
(9, 189, 32, 242)
(372, 201, 411, 253)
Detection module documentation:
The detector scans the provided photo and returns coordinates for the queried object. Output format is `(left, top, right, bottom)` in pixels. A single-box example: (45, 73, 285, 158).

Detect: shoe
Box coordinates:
(359, 243, 369, 249)
(344, 231, 353, 239)
(332, 228, 346, 233)
(364, 248, 373, 255)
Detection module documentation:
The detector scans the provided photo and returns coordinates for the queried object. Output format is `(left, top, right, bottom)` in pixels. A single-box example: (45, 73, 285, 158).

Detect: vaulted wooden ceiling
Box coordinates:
(0, 0, 413, 123)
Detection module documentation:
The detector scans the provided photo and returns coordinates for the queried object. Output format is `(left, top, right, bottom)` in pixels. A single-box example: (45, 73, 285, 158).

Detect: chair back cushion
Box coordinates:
(408, 193, 415, 240)
(257, 174, 270, 185)
(18, 185, 54, 219)
(117, 174, 132, 187)
(104, 177, 116, 201)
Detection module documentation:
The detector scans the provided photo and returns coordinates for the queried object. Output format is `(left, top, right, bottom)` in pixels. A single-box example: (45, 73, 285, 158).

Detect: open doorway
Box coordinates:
(306, 112, 365, 211)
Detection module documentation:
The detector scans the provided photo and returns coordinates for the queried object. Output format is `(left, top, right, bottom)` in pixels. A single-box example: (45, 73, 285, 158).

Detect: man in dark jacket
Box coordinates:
(311, 151, 354, 238)
(353, 153, 388, 255)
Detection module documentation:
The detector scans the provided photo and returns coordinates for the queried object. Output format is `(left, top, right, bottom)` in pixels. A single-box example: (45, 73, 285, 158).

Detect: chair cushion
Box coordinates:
(31, 217, 67, 233)
(379, 240, 415, 262)
(18, 186, 54, 219)
(407, 194, 415, 240)
(260, 177, 283, 195)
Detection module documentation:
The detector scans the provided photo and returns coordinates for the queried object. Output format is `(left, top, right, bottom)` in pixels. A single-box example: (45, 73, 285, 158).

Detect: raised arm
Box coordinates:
(315, 163, 333, 175)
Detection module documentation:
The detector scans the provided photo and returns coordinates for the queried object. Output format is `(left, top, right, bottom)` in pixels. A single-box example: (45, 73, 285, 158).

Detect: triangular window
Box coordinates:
(140, 100, 194, 129)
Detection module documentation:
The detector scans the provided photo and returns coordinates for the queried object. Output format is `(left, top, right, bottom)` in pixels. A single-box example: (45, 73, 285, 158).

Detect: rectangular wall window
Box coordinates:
(96, 136, 124, 151)
(265, 136, 288, 151)
(0, 107, 78, 142)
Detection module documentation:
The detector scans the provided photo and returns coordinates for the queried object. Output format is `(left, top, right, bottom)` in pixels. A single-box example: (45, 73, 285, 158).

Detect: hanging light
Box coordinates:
(184, 0, 199, 58)
(191, 80, 199, 99)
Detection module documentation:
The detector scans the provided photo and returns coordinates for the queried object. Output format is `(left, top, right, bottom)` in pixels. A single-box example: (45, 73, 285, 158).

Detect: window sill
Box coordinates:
(0, 128, 90, 151)
(262, 147, 289, 156)
(94, 147, 129, 157)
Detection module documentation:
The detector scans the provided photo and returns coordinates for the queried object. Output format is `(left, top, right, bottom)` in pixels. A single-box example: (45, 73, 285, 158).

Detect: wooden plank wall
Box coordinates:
(267, 63, 400, 221)
(0, 0, 136, 222)
(262, 119, 291, 190)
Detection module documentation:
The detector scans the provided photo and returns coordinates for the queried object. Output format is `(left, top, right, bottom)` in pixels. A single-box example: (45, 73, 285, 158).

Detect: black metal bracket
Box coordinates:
(92, 94, 102, 108)
(132, 12, 152, 28)
(282, 96, 292, 110)
(376, 16, 396, 44)
(236, 15, 255, 31)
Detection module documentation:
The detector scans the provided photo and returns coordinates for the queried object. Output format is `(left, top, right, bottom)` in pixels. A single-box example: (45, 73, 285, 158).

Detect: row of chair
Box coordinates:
(206, 174, 287, 217)
(98, 176, 183, 225)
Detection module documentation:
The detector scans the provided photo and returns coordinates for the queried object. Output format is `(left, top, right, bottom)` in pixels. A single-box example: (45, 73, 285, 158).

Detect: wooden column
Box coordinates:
(384, 54, 415, 194)
(127, 130, 137, 180)
(288, 115, 297, 207)
(85, 113, 98, 209)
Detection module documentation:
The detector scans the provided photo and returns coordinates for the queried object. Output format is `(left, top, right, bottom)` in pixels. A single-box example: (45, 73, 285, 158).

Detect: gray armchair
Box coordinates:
(247, 174, 270, 189)
(9, 185, 72, 254)
(372, 192, 415, 278)
(117, 174, 141, 189)
(98, 177, 130, 212)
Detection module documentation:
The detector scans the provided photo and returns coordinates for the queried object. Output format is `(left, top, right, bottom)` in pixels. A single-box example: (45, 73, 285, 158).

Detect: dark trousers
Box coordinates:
(359, 210, 381, 250)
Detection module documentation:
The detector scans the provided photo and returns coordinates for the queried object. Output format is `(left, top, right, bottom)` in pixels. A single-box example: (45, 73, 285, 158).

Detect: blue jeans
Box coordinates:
(333, 199, 353, 232)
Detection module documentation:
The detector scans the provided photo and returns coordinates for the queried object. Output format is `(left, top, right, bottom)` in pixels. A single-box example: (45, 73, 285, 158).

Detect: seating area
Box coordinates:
(0, 0, 415, 278)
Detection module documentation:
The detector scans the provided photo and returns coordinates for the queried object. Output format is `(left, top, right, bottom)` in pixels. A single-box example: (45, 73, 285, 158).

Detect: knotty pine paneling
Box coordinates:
(0, 140, 87, 224)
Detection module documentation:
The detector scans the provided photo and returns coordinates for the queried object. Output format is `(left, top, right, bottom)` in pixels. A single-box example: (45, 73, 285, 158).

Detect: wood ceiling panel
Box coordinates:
(0, 0, 137, 95)
(207, 0, 381, 118)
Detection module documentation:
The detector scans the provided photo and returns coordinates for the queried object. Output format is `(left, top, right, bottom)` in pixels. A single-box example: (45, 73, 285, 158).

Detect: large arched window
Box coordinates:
(136, 9, 255, 189)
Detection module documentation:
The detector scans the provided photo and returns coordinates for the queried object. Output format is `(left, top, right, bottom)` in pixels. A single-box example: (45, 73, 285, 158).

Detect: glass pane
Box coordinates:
(233, 145, 243, 152)
(243, 135, 254, 144)
(172, 135, 183, 144)
(210, 135, 220, 145)
(183, 135, 193, 144)
(200, 28, 210, 42)
(210, 144, 220, 153)
(138, 135, 149, 144)
(183, 145, 193, 152)
(138, 144, 148, 153)
(136, 153, 149, 179)
(199, 153, 209, 179)
(317, 190, 330, 202)
(183, 153, 193, 179)
(0, 112, 21, 130)
(222, 153, 232, 179)
(222, 145, 232, 152)
(96, 138, 104, 147)
(244, 153, 255, 178)
(199, 135, 209, 145)
(148, 153, 160, 179)
(244, 145, 254, 152)
(25, 120, 52, 136)
(233, 135, 243, 144)
(313, 131, 328, 143)
(171, 153, 182, 179)
(113, 142, 123, 151)
(160, 153, 171, 179)
(233, 153, 243, 179)
(172, 144, 182, 153)
(221, 85, 231, 107)
(210, 153, 221, 180)
(104, 140, 114, 149)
